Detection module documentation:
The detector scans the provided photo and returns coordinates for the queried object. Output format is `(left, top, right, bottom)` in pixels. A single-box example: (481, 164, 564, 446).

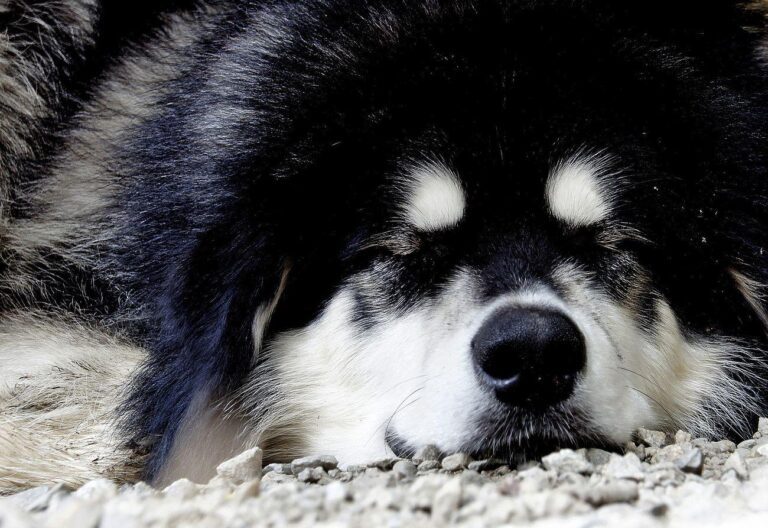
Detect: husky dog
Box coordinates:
(1, 0, 767, 490)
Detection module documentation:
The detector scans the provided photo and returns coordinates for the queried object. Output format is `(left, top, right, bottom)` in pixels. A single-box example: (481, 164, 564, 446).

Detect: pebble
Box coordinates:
(215, 447, 263, 484)
(393, 460, 417, 479)
(8, 419, 768, 527)
(263, 463, 292, 475)
(676, 448, 704, 475)
(637, 428, 668, 448)
(412, 445, 441, 464)
(418, 460, 441, 472)
(369, 458, 400, 471)
(624, 441, 647, 461)
(603, 453, 645, 481)
(432, 479, 462, 522)
(651, 444, 685, 464)
(291, 455, 338, 475)
(723, 452, 749, 480)
(515, 467, 552, 494)
(441, 453, 471, 471)
(586, 448, 613, 467)
(298, 467, 328, 483)
(542, 449, 594, 474)
(758, 417, 768, 436)
(702, 440, 737, 454)
(578, 480, 639, 506)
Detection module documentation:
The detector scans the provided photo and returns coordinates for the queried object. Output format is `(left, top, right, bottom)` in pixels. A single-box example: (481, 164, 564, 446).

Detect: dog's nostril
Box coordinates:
(471, 306, 586, 408)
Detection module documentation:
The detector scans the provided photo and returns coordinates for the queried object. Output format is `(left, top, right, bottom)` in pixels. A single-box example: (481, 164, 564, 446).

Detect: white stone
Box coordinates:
(441, 453, 471, 471)
(215, 447, 263, 484)
(603, 453, 645, 481)
(542, 449, 594, 474)
(432, 478, 462, 523)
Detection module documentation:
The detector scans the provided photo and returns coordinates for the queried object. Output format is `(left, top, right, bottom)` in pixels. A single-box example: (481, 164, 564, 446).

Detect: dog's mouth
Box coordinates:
(385, 405, 613, 463)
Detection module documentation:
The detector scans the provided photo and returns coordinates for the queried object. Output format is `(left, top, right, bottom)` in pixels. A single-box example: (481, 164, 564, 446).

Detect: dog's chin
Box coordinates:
(387, 404, 615, 464)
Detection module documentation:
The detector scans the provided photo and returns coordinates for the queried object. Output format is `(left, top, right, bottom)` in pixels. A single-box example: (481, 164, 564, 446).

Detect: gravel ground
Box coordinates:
(3, 420, 768, 527)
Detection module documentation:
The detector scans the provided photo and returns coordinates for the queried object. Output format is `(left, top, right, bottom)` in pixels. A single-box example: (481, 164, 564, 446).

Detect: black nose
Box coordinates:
(471, 307, 586, 408)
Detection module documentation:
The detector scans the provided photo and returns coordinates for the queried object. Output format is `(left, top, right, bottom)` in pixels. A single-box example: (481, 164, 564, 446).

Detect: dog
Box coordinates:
(1, 0, 767, 491)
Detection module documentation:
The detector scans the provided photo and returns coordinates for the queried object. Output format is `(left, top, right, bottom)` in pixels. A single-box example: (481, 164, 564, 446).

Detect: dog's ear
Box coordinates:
(122, 211, 291, 479)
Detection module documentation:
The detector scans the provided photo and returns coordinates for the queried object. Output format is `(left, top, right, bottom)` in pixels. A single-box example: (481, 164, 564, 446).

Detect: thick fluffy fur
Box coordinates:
(1, 1, 768, 492)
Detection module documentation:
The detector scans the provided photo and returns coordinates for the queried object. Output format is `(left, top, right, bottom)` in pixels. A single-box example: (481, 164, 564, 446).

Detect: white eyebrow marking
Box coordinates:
(402, 161, 466, 232)
(546, 153, 616, 227)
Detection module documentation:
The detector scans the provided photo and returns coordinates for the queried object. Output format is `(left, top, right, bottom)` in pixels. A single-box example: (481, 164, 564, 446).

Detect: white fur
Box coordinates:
(0, 316, 144, 493)
(731, 268, 768, 330)
(153, 396, 250, 486)
(401, 161, 466, 232)
(241, 261, 761, 466)
(554, 262, 762, 439)
(546, 154, 616, 227)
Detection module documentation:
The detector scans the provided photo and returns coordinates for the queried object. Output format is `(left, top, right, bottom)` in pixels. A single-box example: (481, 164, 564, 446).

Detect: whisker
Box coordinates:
(628, 386, 676, 425)
(365, 386, 424, 447)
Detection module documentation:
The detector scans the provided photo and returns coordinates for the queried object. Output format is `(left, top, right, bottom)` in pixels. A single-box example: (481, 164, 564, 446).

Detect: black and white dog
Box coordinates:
(1, 0, 767, 490)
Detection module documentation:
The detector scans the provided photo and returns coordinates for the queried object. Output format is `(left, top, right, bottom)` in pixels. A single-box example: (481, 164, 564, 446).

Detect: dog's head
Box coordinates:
(119, 1, 768, 473)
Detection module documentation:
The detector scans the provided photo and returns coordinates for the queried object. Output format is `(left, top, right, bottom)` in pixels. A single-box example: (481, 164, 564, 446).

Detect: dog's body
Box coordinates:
(1, 0, 768, 491)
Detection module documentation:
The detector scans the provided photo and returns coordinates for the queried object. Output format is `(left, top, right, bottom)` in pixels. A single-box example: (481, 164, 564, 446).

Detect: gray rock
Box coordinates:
(432, 478, 462, 523)
(674, 430, 692, 444)
(651, 444, 685, 464)
(522, 490, 582, 519)
(758, 417, 768, 436)
(412, 445, 441, 464)
(263, 463, 292, 475)
(490, 465, 513, 477)
(216, 447, 263, 484)
(738, 439, 757, 450)
(585, 448, 613, 467)
(442, 453, 471, 471)
(161, 479, 200, 500)
(516, 467, 553, 494)
(602, 453, 645, 481)
(17, 483, 71, 512)
(408, 474, 450, 511)
(233, 479, 261, 501)
(369, 458, 400, 471)
(7, 485, 58, 511)
(705, 440, 737, 454)
(418, 460, 441, 472)
(624, 441, 647, 461)
(676, 448, 704, 475)
(291, 455, 338, 475)
(393, 460, 417, 479)
(542, 449, 594, 474)
(637, 428, 668, 448)
(644, 463, 686, 488)
(297, 467, 327, 483)
(40, 497, 103, 528)
(579, 480, 639, 506)
(324, 481, 349, 510)
(260, 471, 296, 486)
(723, 451, 749, 480)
